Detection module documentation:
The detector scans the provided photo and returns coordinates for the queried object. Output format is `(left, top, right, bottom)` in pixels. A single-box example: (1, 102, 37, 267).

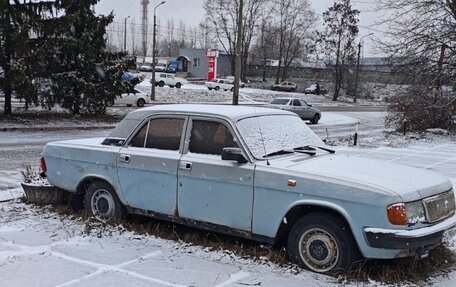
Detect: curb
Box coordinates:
(0, 125, 116, 132)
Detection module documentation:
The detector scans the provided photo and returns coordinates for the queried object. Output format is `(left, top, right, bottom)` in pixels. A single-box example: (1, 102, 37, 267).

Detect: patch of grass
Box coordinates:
(0, 110, 122, 122)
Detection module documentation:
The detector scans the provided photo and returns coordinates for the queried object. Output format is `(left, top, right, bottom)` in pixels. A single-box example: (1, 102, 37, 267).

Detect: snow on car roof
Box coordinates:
(127, 104, 293, 121)
(109, 104, 296, 139)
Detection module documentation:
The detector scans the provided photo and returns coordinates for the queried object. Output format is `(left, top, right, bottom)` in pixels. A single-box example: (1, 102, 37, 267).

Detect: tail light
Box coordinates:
(40, 156, 47, 174)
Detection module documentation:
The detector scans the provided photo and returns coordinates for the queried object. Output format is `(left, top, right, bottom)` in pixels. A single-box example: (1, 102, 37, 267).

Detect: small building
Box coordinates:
(178, 49, 233, 79)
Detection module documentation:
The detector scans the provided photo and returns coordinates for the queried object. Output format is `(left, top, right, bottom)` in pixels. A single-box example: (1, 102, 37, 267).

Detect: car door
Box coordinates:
(116, 116, 187, 215)
(177, 117, 255, 232)
(290, 99, 305, 118)
(300, 100, 314, 119)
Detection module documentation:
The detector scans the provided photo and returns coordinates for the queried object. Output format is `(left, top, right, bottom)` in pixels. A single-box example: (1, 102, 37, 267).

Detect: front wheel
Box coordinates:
(84, 181, 125, 222)
(175, 82, 182, 88)
(287, 212, 359, 275)
(214, 86, 220, 91)
(158, 81, 165, 87)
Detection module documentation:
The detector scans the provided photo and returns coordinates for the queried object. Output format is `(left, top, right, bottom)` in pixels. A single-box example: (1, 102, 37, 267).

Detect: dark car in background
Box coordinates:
(305, 84, 328, 95)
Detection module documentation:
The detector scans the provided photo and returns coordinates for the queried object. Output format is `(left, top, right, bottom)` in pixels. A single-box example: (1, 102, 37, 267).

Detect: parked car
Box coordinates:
(139, 64, 153, 72)
(305, 84, 328, 95)
(205, 78, 234, 91)
(114, 89, 149, 107)
(42, 104, 456, 275)
(268, 97, 321, 124)
(155, 62, 167, 72)
(225, 76, 247, 88)
(166, 60, 180, 73)
(153, 72, 186, 88)
(271, 81, 297, 92)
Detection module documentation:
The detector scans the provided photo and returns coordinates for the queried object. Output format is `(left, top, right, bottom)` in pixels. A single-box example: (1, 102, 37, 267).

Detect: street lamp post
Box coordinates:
(353, 33, 373, 103)
(123, 16, 130, 53)
(151, 1, 165, 101)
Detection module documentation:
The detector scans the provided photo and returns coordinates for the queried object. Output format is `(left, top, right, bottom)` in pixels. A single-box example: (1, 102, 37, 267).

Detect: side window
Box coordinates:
(189, 120, 238, 155)
(130, 122, 149, 148)
(145, 118, 185, 150)
(293, 99, 301, 106)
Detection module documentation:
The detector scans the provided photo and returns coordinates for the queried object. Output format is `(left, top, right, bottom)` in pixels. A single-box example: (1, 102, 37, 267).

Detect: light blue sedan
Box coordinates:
(42, 104, 456, 274)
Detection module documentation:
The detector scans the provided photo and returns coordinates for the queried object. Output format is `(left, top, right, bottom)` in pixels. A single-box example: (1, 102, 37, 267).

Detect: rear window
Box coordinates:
(271, 99, 290, 105)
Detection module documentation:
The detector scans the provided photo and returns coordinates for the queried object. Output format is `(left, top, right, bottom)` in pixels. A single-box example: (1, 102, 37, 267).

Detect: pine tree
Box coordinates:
(46, 0, 129, 115)
(0, 0, 49, 116)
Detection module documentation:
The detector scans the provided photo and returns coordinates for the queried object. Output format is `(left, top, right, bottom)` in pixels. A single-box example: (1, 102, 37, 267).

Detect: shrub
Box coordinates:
(386, 84, 455, 132)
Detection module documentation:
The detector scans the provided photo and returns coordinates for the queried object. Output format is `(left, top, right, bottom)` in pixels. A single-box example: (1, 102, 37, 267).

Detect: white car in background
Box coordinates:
(115, 89, 149, 107)
(205, 78, 234, 91)
(154, 73, 186, 88)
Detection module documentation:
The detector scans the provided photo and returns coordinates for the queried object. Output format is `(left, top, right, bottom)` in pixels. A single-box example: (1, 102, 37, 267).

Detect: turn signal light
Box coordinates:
(387, 203, 407, 225)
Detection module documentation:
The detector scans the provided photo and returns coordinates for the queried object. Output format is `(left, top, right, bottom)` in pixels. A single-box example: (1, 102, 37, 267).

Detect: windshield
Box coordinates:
(270, 99, 290, 105)
(237, 115, 324, 159)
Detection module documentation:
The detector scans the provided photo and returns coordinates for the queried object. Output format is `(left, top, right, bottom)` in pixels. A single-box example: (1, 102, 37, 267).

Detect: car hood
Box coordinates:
(269, 153, 452, 202)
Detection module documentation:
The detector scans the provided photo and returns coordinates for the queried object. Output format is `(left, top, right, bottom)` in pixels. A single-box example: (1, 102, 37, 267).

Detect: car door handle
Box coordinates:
(179, 161, 192, 171)
(120, 154, 130, 163)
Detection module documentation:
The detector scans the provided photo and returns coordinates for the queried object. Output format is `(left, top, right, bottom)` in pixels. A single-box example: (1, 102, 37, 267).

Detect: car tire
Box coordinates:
(137, 98, 145, 107)
(214, 86, 220, 91)
(287, 212, 359, 275)
(175, 82, 182, 88)
(84, 180, 125, 222)
(290, 88, 296, 92)
(311, 114, 320, 124)
(230, 87, 234, 92)
(158, 81, 165, 87)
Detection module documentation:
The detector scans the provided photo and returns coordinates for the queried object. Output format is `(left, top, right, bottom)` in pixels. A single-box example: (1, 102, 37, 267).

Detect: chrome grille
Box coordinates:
(424, 190, 455, 223)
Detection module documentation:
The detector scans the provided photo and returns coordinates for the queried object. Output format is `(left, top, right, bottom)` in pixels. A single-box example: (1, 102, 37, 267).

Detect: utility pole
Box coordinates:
(123, 16, 130, 53)
(353, 33, 373, 103)
(353, 41, 361, 103)
(232, 0, 243, 105)
(151, 1, 165, 101)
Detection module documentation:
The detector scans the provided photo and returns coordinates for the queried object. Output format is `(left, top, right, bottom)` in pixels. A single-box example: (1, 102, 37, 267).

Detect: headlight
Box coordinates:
(387, 200, 426, 225)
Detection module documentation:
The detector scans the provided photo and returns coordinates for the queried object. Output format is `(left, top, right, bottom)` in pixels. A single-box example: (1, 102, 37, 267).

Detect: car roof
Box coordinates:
(109, 104, 295, 139)
(127, 104, 292, 121)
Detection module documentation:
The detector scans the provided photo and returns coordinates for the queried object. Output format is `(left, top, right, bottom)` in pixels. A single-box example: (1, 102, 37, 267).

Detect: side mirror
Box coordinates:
(222, 147, 248, 164)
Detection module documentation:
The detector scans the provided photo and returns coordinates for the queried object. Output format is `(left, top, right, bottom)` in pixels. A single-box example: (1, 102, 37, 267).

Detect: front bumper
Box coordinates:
(364, 213, 456, 249)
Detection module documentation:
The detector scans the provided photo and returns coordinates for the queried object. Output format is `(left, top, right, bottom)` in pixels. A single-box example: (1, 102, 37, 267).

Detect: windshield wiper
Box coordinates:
(295, 145, 336, 154)
(263, 150, 294, 158)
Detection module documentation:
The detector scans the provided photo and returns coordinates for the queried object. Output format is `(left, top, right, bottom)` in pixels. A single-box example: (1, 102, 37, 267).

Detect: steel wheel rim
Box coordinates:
(91, 189, 115, 222)
(298, 227, 339, 273)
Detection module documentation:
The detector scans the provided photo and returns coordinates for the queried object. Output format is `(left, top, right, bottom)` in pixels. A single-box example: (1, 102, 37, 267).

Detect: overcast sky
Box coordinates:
(95, 0, 384, 56)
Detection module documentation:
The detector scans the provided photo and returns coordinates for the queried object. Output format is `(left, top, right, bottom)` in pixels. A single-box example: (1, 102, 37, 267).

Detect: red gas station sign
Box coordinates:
(206, 50, 219, 81)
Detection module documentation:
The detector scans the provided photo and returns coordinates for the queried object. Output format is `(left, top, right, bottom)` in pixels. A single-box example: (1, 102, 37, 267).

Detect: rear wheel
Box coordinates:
(214, 86, 220, 91)
(230, 87, 234, 92)
(311, 114, 320, 124)
(136, 98, 145, 107)
(175, 82, 182, 88)
(158, 81, 165, 87)
(287, 212, 359, 275)
(84, 181, 125, 222)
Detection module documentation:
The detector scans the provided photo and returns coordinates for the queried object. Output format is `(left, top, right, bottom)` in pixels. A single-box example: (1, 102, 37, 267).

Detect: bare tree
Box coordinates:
(203, 0, 268, 79)
(320, 0, 359, 101)
(377, 0, 456, 131)
(272, 0, 317, 83)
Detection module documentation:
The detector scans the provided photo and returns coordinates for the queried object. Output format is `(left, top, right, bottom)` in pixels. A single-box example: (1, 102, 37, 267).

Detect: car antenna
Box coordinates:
(254, 106, 270, 166)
